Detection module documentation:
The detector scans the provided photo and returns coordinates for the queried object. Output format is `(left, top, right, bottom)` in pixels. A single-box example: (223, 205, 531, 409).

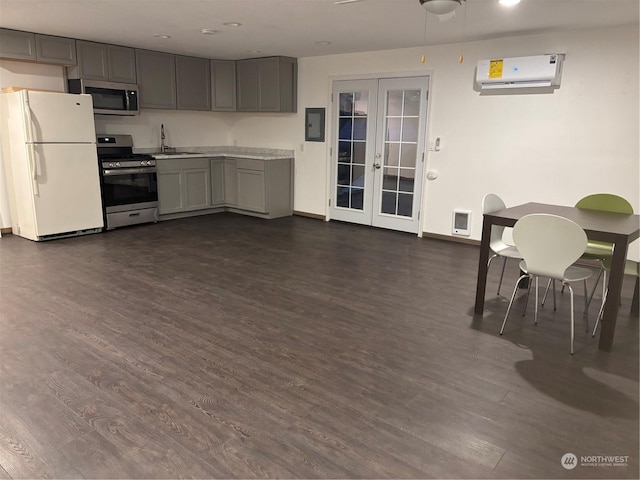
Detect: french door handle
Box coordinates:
(373, 163, 381, 170)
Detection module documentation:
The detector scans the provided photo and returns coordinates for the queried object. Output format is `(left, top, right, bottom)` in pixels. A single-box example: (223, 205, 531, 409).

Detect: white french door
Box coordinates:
(330, 76, 429, 234)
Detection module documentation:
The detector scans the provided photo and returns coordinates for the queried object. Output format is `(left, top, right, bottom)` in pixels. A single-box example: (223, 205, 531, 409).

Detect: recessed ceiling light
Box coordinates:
(246, 50, 262, 54)
(201, 29, 219, 35)
(498, 0, 521, 6)
(335, 0, 363, 4)
(154, 34, 171, 39)
(223, 22, 242, 27)
(316, 41, 332, 45)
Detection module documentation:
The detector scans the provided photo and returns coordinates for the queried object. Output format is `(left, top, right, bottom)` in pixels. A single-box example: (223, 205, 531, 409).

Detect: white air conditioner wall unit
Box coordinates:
(476, 54, 564, 90)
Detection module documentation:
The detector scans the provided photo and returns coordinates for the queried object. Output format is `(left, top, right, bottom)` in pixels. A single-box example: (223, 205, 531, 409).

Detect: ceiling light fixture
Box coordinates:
(499, 0, 521, 5)
(201, 29, 219, 35)
(316, 41, 332, 45)
(334, 0, 363, 4)
(418, 0, 463, 15)
(154, 34, 171, 39)
(223, 22, 242, 27)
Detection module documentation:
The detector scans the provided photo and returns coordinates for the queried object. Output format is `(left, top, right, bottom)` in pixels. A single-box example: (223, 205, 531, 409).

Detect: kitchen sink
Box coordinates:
(153, 151, 199, 155)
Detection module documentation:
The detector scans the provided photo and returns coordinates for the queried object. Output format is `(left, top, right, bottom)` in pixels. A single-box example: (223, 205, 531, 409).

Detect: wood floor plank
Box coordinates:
(0, 213, 637, 478)
(0, 404, 83, 479)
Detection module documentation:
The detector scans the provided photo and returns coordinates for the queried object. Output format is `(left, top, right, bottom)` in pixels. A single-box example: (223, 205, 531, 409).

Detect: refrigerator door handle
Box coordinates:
(22, 91, 34, 144)
(29, 144, 39, 196)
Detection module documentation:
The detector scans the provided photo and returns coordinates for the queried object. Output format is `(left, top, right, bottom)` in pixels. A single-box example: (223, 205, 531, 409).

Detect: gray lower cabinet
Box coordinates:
(136, 49, 177, 109)
(184, 167, 210, 210)
(157, 169, 183, 214)
(0, 29, 76, 65)
(176, 55, 211, 111)
(224, 159, 238, 206)
(209, 158, 238, 206)
(210, 159, 226, 206)
(236, 161, 266, 212)
(236, 56, 297, 112)
(234, 158, 292, 218)
(161, 156, 292, 220)
(211, 60, 236, 111)
(157, 158, 210, 214)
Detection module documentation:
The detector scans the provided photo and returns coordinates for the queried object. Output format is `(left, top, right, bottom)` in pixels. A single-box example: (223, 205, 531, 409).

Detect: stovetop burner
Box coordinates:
(96, 134, 153, 161)
(98, 153, 154, 161)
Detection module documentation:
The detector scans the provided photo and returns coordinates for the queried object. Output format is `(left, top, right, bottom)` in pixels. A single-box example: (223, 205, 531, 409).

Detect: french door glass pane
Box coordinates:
(337, 91, 368, 210)
(379, 89, 419, 217)
(353, 143, 366, 164)
(385, 143, 400, 166)
(403, 90, 421, 116)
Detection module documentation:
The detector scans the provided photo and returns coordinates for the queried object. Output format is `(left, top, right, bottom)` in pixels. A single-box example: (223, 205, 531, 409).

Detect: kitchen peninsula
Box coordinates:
(145, 146, 294, 221)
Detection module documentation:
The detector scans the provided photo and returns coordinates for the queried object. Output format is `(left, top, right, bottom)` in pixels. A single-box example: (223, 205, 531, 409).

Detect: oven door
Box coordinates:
(101, 166, 158, 213)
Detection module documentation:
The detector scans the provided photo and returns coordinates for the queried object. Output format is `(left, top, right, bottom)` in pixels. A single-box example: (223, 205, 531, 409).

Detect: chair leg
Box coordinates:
(541, 278, 551, 305)
(632, 276, 639, 315)
(522, 277, 532, 317)
(497, 256, 508, 296)
(501, 274, 528, 335)
(534, 276, 539, 325)
(586, 266, 604, 309)
(593, 287, 607, 337)
(583, 279, 589, 332)
(567, 283, 575, 355)
(540, 279, 557, 311)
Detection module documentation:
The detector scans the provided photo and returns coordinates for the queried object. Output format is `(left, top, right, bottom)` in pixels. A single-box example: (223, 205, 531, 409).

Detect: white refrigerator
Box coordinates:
(1, 90, 104, 241)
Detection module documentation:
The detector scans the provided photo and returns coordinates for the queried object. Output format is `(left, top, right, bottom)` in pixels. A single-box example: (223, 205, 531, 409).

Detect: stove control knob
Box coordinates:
(116, 162, 121, 167)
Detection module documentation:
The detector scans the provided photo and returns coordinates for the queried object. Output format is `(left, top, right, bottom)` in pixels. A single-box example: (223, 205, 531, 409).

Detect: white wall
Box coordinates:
(0, 60, 66, 92)
(230, 25, 639, 259)
(94, 110, 232, 149)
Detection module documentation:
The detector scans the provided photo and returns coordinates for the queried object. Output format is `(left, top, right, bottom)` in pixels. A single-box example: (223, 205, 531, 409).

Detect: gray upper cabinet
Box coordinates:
(236, 59, 259, 112)
(211, 60, 236, 111)
(0, 29, 76, 65)
(0, 29, 36, 61)
(136, 49, 177, 109)
(35, 34, 76, 65)
(176, 55, 211, 111)
(71, 41, 136, 83)
(236, 56, 297, 112)
(107, 45, 137, 83)
(73, 41, 108, 80)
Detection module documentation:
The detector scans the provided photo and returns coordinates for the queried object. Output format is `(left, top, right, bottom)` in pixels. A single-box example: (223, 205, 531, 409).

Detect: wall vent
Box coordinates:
(452, 209, 471, 236)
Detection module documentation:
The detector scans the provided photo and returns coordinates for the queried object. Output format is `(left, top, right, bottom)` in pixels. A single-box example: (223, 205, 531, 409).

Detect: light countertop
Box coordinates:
(137, 146, 294, 161)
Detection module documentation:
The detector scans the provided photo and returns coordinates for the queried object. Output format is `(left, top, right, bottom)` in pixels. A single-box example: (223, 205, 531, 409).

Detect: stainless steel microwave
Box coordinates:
(68, 79, 139, 116)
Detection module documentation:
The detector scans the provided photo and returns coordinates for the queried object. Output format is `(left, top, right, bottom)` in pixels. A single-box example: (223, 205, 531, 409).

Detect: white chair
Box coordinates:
(499, 214, 593, 354)
(482, 193, 523, 296)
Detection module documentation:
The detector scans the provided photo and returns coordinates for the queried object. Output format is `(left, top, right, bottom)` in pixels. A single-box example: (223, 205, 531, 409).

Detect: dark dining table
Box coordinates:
(475, 202, 640, 351)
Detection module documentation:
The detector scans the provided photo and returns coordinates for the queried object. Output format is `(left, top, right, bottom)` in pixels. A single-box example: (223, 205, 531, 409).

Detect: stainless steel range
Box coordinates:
(96, 134, 159, 229)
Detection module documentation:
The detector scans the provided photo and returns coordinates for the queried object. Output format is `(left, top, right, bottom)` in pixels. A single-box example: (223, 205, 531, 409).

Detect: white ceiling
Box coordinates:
(0, 0, 638, 60)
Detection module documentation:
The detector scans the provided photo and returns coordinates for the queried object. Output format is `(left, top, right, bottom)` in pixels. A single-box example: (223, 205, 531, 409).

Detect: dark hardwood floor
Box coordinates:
(0, 213, 638, 479)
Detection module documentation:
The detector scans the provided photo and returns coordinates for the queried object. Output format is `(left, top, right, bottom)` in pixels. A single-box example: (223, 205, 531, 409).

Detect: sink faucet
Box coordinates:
(160, 124, 167, 152)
